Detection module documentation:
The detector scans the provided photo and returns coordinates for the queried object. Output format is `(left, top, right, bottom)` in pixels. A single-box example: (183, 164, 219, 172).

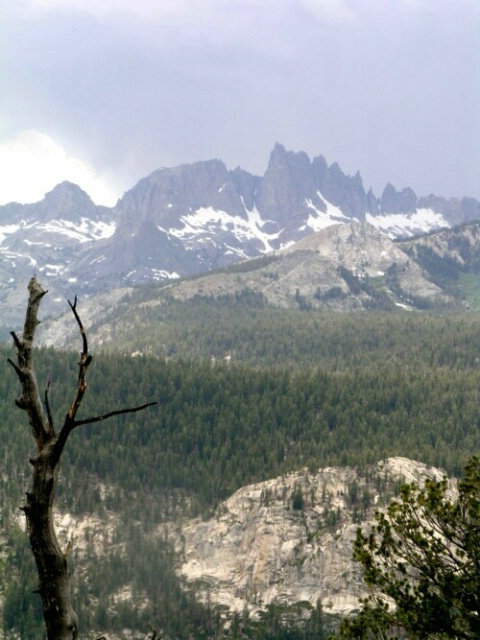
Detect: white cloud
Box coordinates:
(0, 130, 119, 206)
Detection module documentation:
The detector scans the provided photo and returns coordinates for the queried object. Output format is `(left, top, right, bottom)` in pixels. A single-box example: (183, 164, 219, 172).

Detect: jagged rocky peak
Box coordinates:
(312, 154, 364, 206)
(37, 181, 99, 222)
(317, 161, 349, 205)
(2, 143, 480, 326)
(116, 158, 248, 233)
(380, 183, 418, 214)
(318, 162, 369, 221)
(256, 145, 371, 229)
(366, 188, 380, 216)
(256, 142, 321, 229)
(311, 152, 328, 182)
(231, 166, 260, 212)
(0, 181, 101, 225)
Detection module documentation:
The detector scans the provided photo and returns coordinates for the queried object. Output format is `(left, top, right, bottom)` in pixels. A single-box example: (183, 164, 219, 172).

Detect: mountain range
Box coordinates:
(2, 142, 480, 327)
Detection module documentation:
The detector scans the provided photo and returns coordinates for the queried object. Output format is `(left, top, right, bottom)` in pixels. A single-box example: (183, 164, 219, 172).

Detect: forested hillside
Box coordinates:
(39, 284, 480, 362)
(2, 307, 480, 637)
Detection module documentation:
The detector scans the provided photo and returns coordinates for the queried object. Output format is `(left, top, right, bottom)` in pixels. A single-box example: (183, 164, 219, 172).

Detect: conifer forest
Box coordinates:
(2, 292, 480, 638)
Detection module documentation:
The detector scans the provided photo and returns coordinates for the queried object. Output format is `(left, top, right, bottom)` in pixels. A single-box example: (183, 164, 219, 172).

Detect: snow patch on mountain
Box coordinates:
(366, 208, 449, 238)
(1, 249, 38, 267)
(36, 218, 116, 243)
(303, 193, 350, 233)
(0, 218, 116, 260)
(0, 223, 23, 243)
(164, 206, 281, 254)
(245, 207, 282, 252)
(150, 269, 180, 280)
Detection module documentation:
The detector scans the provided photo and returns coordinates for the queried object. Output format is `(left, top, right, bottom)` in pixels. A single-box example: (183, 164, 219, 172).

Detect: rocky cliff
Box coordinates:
(176, 457, 451, 618)
(7, 457, 453, 638)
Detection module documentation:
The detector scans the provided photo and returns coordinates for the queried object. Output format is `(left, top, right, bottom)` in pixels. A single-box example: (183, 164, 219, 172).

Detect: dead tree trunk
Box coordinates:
(9, 277, 156, 640)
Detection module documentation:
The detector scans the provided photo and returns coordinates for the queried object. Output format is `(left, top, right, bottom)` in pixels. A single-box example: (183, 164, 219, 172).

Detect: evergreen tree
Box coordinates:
(341, 456, 480, 639)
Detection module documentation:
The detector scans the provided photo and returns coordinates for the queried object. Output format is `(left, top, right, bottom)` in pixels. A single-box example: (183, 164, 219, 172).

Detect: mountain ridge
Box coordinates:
(1, 143, 480, 326)
(39, 217, 480, 350)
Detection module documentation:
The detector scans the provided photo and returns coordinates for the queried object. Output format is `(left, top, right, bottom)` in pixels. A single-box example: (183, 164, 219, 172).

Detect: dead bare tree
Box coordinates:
(8, 277, 156, 640)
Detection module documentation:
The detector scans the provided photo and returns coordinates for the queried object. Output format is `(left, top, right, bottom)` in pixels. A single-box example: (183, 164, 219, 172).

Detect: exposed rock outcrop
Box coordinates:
(176, 457, 451, 617)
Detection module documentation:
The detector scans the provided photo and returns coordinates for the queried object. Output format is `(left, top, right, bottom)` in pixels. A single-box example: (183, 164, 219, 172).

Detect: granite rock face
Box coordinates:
(176, 458, 450, 617)
(38, 458, 452, 636)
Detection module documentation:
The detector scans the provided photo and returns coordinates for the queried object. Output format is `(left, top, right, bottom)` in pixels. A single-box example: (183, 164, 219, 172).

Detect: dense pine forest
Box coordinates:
(2, 296, 480, 638)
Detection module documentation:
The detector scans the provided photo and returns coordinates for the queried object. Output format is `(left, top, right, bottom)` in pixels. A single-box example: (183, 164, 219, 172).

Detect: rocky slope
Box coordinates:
(175, 457, 451, 618)
(37, 220, 452, 350)
(39, 217, 478, 351)
(2, 457, 455, 638)
(402, 220, 480, 272)
(2, 144, 479, 328)
(48, 458, 452, 624)
(161, 221, 447, 308)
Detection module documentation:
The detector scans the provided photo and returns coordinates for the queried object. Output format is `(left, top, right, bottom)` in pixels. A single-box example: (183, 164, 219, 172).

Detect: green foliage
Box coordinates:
(218, 254, 282, 274)
(3, 306, 480, 637)
(2, 527, 44, 639)
(247, 600, 331, 639)
(408, 244, 463, 288)
(3, 312, 480, 519)
(82, 289, 480, 367)
(337, 267, 394, 310)
(385, 264, 436, 310)
(458, 272, 480, 309)
(291, 485, 305, 511)
(341, 457, 480, 639)
(314, 285, 346, 301)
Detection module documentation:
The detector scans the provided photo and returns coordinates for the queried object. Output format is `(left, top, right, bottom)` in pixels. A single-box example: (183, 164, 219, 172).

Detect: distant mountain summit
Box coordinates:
(1, 144, 479, 325)
(74, 143, 480, 288)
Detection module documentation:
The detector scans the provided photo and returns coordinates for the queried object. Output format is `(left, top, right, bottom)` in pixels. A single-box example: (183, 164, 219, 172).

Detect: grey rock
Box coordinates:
(176, 458, 452, 617)
(1, 146, 480, 327)
(256, 143, 322, 238)
(380, 183, 418, 214)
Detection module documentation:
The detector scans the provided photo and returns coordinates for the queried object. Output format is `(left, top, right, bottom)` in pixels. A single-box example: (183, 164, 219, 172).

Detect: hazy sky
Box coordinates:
(1, 0, 479, 206)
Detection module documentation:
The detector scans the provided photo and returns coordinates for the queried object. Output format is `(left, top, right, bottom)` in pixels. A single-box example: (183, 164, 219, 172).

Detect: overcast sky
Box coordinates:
(1, 0, 479, 206)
